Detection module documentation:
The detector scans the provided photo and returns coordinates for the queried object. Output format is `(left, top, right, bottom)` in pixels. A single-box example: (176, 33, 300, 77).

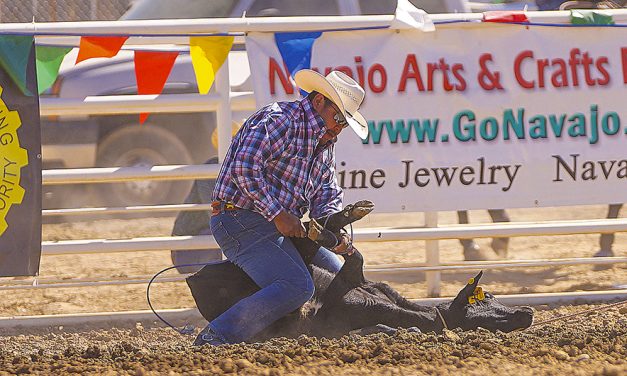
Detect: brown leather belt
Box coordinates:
(211, 201, 239, 216)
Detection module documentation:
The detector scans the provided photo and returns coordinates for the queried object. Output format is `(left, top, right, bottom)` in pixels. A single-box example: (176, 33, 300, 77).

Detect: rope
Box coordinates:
(435, 307, 449, 330)
(146, 262, 223, 336)
(530, 299, 627, 328)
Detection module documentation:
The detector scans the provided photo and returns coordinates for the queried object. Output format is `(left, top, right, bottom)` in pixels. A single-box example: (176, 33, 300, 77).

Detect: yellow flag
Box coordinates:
(190, 36, 234, 95)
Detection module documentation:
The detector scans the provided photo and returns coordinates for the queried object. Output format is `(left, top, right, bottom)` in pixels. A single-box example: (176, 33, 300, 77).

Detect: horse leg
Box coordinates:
(488, 209, 510, 257)
(596, 204, 623, 257)
(457, 211, 497, 260)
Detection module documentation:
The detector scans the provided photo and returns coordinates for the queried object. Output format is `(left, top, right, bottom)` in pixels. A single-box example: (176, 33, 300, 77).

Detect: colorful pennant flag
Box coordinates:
(76, 36, 129, 64)
(35, 46, 72, 94)
(570, 10, 614, 25)
(190, 36, 234, 95)
(483, 11, 529, 23)
(134, 50, 179, 124)
(274, 32, 322, 78)
(0, 35, 36, 96)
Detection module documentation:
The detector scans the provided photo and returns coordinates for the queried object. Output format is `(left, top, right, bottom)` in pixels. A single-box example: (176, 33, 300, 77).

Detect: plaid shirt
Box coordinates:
(213, 96, 343, 221)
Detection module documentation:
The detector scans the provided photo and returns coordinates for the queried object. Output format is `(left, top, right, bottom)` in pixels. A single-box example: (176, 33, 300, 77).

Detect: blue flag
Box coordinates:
(274, 31, 322, 80)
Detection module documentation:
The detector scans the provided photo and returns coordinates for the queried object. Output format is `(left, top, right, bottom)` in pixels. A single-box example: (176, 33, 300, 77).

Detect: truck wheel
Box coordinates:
(95, 125, 193, 207)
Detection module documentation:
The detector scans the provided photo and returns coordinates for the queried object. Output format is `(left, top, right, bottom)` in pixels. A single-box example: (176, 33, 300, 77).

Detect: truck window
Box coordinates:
(358, 0, 397, 15)
(120, 0, 237, 20)
(408, 0, 450, 13)
(246, 0, 340, 17)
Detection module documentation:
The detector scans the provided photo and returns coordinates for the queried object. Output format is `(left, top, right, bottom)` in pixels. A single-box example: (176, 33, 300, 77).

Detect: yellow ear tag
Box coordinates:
(467, 286, 485, 304)
(468, 278, 475, 285)
(474, 287, 485, 301)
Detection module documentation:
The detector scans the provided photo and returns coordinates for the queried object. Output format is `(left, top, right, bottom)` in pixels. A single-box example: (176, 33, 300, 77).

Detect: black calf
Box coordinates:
(188, 248, 534, 341)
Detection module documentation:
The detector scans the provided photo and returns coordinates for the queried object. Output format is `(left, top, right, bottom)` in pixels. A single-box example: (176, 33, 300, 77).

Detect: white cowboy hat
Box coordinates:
(294, 69, 368, 140)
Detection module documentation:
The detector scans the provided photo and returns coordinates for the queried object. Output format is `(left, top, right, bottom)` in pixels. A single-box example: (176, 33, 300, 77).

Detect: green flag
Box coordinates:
(36, 45, 72, 94)
(570, 10, 614, 25)
(0, 35, 35, 96)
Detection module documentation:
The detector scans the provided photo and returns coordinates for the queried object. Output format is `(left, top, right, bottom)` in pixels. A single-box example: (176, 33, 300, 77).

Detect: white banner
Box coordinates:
(246, 23, 627, 213)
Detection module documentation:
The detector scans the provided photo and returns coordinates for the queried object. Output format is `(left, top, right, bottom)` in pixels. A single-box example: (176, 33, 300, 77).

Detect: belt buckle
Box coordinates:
(224, 202, 235, 210)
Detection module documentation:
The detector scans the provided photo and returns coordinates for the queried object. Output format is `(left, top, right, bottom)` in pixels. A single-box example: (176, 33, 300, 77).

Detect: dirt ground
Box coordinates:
(0, 204, 626, 374)
(0, 305, 625, 375)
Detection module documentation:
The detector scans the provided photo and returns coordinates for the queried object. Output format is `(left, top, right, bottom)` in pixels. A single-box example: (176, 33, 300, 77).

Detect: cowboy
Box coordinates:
(193, 70, 369, 346)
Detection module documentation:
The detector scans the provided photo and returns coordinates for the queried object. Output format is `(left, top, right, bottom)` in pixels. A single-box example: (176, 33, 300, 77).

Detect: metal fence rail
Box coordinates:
(2, 257, 626, 291)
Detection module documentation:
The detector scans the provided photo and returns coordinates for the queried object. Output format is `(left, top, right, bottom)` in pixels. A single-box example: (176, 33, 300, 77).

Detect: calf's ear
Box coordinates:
(451, 271, 483, 306)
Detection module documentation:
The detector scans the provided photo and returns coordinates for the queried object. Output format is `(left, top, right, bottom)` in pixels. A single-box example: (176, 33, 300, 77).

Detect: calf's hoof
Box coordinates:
(342, 200, 375, 222)
(307, 219, 338, 249)
(464, 243, 498, 261)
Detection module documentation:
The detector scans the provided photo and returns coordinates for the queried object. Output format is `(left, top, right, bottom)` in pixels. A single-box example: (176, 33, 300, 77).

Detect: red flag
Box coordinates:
(134, 50, 179, 124)
(75, 36, 129, 64)
(483, 11, 529, 23)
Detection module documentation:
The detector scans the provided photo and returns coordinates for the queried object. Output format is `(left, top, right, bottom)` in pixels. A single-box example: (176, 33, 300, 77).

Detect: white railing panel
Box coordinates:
(40, 218, 627, 255)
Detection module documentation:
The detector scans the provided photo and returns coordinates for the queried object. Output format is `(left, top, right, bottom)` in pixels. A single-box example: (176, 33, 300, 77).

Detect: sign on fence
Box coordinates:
(247, 23, 626, 213)
(0, 36, 42, 277)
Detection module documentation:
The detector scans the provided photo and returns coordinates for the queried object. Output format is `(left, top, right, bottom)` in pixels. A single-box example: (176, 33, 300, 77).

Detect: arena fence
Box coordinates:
(0, 12, 626, 324)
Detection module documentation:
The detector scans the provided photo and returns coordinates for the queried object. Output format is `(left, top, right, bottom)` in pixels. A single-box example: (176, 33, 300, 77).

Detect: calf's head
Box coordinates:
(438, 271, 533, 332)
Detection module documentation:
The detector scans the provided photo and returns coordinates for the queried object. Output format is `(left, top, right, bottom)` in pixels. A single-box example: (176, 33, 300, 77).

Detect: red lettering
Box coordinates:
(438, 58, 454, 92)
(621, 47, 627, 84)
(335, 66, 354, 78)
(568, 48, 581, 87)
(537, 58, 549, 88)
(268, 58, 294, 95)
(367, 64, 387, 93)
(426, 63, 438, 91)
(596, 56, 610, 86)
(354, 56, 366, 88)
(550, 59, 568, 87)
(514, 50, 535, 89)
(398, 54, 425, 92)
(581, 52, 595, 86)
(452, 64, 466, 91)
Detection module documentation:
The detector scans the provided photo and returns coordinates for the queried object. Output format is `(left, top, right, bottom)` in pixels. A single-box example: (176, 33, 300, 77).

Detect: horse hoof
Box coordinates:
(491, 238, 509, 258)
(463, 244, 498, 261)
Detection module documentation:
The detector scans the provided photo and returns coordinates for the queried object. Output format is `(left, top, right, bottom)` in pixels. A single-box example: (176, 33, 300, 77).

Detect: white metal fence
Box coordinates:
(0, 11, 626, 321)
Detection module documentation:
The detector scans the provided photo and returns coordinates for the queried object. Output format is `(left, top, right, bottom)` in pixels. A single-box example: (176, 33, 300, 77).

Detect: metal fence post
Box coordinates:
(214, 58, 232, 162)
(425, 211, 440, 297)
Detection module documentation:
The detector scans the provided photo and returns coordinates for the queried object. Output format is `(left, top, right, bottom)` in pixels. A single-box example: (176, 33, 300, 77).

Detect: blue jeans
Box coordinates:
(208, 209, 342, 343)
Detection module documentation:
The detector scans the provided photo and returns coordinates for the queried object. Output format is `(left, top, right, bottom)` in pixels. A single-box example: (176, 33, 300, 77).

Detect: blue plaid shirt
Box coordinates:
(213, 96, 343, 221)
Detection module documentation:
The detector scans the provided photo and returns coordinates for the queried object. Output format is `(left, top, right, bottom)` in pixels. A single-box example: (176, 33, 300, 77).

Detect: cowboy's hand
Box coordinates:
(273, 210, 306, 238)
(332, 232, 354, 255)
